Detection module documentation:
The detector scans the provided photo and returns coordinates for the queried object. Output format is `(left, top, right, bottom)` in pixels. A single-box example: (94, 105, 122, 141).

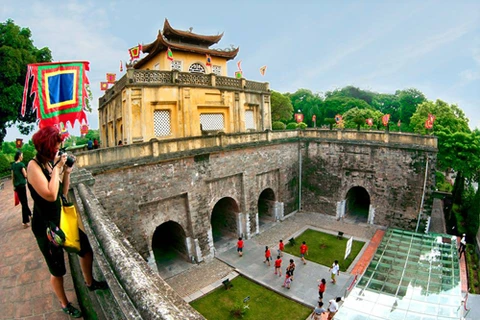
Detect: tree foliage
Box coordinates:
(0, 19, 52, 145)
(270, 91, 293, 122)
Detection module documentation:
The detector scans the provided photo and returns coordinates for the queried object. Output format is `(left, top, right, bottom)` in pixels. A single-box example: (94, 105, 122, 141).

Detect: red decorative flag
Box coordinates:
(382, 114, 390, 126)
(295, 113, 304, 123)
(120, 60, 123, 72)
(428, 113, 436, 123)
(100, 82, 108, 90)
(397, 119, 401, 127)
(80, 124, 89, 136)
(237, 60, 242, 71)
(129, 44, 142, 60)
(59, 122, 69, 139)
(167, 47, 174, 61)
(312, 114, 316, 122)
(15, 138, 23, 149)
(335, 114, 343, 124)
(235, 71, 243, 79)
(206, 54, 212, 66)
(259, 65, 267, 76)
(366, 118, 373, 126)
(21, 61, 89, 130)
(106, 73, 116, 84)
(425, 119, 433, 129)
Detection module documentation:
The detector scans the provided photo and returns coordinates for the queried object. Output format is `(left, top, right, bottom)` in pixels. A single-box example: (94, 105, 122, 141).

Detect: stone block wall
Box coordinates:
(92, 142, 299, 260)
(302, 140, 437, 229)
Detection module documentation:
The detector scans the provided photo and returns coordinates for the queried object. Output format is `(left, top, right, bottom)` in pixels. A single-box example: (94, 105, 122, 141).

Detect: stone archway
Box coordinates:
(345, 186, 370, 223)
(152, 221, 189, 278)
(210, 197, 240, 244)
(258, 188, 276, 228)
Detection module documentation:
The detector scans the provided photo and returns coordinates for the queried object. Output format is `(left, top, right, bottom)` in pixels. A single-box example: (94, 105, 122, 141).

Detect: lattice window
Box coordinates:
(171, 60, 182, 71)
(189, 63, 206, 74)
(153, 110, 171, 136)
(212, 65, 222, 76)
(200, 113, 224, 131)
(245, 110, 255, 129)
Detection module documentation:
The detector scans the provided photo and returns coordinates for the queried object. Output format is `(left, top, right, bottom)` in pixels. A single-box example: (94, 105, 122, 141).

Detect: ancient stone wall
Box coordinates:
(302, 140, 437, 229)
(92, 143, 299, 260)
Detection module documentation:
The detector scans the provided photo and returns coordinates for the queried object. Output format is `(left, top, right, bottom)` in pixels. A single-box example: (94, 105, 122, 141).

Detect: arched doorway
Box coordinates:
(152, 221, 188, 278)
(211, 197, 240, 247)
(345, 186, 370, 223)
(258, 188, 276, 228)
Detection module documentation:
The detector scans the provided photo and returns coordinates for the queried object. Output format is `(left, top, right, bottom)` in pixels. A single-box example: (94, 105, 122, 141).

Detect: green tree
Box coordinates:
(324, 86, 375, 105)
(0, 19, 52, 145)
(396, 88, 426, 129)
(287, 89, 323, 126)
(270, 91, 293, 122)
(410, 99, 470, 135)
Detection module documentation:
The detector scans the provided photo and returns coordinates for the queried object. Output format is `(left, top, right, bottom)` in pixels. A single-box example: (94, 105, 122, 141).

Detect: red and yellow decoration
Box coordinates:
(425, 114, 436, 129)
(366, 118, 373, 127)
(206, 54, 212, 67)
(106, 73, 116, 84)
(382, 114, 390, 126)
(21, 61, 89, 129)
(80, 124, 89, 136)
(100, 82, 108, 91)
(129, 44, 142, 60)
(335, 114, 343, 124)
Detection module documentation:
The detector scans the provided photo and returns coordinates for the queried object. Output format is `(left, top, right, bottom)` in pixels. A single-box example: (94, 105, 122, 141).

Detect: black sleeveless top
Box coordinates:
(27, 159, 62, 238)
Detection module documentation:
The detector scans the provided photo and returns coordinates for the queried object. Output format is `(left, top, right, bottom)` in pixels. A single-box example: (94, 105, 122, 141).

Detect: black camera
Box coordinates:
(58, 148, 76, 167)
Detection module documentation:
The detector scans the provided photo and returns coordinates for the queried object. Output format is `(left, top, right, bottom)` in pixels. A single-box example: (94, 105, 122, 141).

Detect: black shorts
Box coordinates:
(36, 228, 93, 277)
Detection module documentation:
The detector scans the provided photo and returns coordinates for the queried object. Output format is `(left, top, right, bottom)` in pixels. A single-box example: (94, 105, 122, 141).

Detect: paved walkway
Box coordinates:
(0, 179, 79, 319)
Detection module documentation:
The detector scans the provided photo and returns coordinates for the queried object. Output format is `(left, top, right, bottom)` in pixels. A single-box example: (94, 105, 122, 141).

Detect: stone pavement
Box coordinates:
(0, 179, 79, 319)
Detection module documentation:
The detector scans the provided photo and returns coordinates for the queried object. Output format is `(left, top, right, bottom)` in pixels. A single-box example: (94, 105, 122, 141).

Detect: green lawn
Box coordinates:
(283, 229, 365, 272)
(190, 276, 312, 320)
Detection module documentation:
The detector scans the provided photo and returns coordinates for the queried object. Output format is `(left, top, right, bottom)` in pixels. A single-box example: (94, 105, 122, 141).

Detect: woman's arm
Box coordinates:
(22, 167, 27, 179)
(27, 155, 66, 202)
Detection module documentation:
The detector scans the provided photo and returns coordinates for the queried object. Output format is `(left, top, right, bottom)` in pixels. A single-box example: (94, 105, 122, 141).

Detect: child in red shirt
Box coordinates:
(237, 237, 244, 257)
(274, 256, 282, 276)
(263, 246, 271, 266)
(300, 241, 308, 265)
(318, 278, 326, 302)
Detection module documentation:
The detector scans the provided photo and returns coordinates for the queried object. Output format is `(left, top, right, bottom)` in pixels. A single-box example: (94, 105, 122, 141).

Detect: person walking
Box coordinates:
(318, 278, 327, 302)
(311, 301, 327, 320)
(459, 234, 467, 258)
(237, 237, 244, 257)
(300, 241, 308, 265)
(11, 150, 32, 227)
(327, 297, 342, 319)
(274, 255, 282, 276)
(329, 260, 340, 284)
(278, 239, 284, 257)
(282, 268, 293, 289)
(263, 246, 271, 266)
(287, 259, 296, 280)
(87, 139, 93, 150)
(27, 126, 108, 318)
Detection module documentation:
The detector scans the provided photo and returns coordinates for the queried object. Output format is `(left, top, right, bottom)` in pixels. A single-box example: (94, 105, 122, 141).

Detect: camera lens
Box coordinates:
(66, 156, 76, 167)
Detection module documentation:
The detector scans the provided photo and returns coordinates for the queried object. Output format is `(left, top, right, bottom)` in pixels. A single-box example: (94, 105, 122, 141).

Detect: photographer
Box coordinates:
(27, 126, 107, 318)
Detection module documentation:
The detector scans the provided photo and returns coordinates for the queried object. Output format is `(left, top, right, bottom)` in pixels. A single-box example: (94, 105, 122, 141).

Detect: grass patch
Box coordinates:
(190, 276, 312, 320)
(283, 229, 365, 272)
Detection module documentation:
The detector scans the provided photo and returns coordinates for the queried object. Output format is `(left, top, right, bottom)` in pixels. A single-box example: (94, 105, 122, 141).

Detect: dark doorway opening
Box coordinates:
(152, 221, 189, 278)
(258, 188, 276, 229)
(211, 197, 239, 244)
(345, 186, 370, 223)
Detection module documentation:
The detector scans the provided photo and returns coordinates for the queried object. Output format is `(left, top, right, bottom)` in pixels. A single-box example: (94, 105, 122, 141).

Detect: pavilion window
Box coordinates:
(153, 110, 171, 136)
(200, 113, 224, 131)
(245, 110, 255, 130)
(189, 63, 206, 74)
(212, 65, 222, 76)
(171, 60, 182, 71)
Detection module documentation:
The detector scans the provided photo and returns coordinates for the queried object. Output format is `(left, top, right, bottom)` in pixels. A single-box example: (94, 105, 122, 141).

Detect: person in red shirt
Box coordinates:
(263, 246, 271, 266)
(318, 278, 327, 302)
(278, 239, 284, 257)
(274, 256, 282, 276)
(300, 241, 308, 265)
(237, 237, 244, 257)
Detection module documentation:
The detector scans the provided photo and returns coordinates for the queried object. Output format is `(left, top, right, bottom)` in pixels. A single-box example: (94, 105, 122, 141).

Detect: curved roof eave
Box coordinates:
(162, 19, 223, 46)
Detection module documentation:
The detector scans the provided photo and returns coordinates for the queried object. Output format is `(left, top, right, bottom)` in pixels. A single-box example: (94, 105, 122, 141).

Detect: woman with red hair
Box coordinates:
(27, 126, 107, 318)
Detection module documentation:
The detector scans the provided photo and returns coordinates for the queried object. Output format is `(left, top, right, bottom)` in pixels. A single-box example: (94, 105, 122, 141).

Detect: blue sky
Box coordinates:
(2, 0, 479, 142)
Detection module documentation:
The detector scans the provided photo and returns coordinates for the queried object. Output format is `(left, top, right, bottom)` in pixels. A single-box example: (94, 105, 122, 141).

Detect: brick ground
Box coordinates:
(0, 179, 78, 319)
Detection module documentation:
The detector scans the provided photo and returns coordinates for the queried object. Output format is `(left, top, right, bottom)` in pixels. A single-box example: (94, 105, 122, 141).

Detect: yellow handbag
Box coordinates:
(60, 196, 81, 253)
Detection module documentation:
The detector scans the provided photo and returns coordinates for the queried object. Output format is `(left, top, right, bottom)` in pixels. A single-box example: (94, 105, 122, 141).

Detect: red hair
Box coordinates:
(32, 126, 64, 161)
